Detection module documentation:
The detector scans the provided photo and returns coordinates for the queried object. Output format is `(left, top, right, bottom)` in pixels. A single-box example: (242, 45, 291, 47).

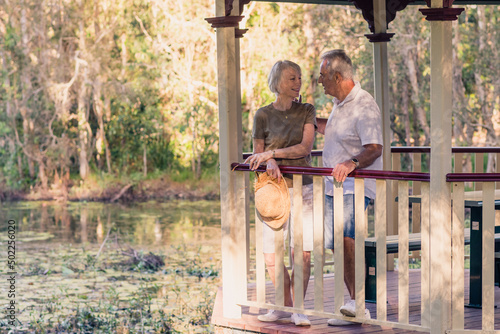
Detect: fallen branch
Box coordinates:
(110, 184, 133, 202)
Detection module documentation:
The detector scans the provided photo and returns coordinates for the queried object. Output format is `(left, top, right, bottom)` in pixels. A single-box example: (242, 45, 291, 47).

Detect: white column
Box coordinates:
(215, 0, 247, 319)
(429, 12, 453, 334)
(372, 0, 391, 169)
(372, 0, 396, 271)
(234, 20, 250, 297)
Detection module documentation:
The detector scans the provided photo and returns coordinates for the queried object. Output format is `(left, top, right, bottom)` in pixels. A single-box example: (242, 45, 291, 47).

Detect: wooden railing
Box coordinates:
(232, 163, 431, 331)
(244, 146, 500, 235)
(446, 174, 500, 333)
(229, 156, 500, 333)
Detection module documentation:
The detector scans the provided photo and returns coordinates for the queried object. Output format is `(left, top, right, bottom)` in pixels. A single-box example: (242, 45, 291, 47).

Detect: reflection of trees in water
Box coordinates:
(96, 216, 104, 244)
(40, 203, 48, 231)
(80, 205, 88, 243)
(2, 201, 222, 246)
(154, 218, 162, 244)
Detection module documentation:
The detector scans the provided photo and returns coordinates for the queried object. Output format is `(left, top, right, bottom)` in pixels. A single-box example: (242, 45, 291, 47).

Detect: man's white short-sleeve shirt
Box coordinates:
(323, 82, 383, 199)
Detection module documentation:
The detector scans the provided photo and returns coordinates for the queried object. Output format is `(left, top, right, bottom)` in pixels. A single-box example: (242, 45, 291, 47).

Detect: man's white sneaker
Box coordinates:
(257, 309, 290, 322)
(327, 318, 356, 326)
(327, 308, 371, 326)
(339, 299, 356, 317)
(291, 313, 311, 326)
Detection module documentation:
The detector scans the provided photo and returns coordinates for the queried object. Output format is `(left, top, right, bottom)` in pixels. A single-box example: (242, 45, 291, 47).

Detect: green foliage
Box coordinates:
(0, 1, 499, 193)
(148, 136, 177, 171)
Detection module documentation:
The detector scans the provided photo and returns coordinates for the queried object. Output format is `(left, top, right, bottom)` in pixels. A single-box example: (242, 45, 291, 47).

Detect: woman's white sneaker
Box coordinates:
(257, 309, 290, 322)
(291, 313, 311, 326)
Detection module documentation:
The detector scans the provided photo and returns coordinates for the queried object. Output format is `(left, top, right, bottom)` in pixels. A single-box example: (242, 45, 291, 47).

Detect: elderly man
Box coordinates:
(316, 49, 383, 326)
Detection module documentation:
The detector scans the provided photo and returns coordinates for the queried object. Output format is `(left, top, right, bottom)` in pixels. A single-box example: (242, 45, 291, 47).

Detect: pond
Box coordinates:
(0, 200, 224, 333)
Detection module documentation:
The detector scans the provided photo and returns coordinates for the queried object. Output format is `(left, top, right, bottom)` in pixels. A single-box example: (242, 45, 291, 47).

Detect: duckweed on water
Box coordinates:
(0, 236, 221, 333)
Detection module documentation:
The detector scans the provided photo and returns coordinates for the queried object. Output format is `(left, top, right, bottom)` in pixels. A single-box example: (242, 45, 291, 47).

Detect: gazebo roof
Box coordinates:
(235, 0, 499, 35)
(222, 0, 498, 34)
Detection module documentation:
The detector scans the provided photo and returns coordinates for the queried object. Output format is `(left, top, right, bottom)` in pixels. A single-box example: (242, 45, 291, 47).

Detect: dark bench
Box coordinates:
(364, 228, 500, 304)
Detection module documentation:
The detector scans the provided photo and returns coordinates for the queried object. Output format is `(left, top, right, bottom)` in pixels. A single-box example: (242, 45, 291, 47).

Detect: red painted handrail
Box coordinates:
(232, 165, 500, 182)
(446, 173, 500, 182)
(391, 146, 500, 153)
(231, 163, 430, 181)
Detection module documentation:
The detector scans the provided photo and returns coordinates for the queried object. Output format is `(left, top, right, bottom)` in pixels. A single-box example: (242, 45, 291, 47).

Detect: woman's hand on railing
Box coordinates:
(244, 152, 282, 182)
(244, 151, 272, 170)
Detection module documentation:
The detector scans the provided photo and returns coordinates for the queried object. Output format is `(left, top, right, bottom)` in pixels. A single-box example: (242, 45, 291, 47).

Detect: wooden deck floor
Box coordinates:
(211, 269, 500, 333)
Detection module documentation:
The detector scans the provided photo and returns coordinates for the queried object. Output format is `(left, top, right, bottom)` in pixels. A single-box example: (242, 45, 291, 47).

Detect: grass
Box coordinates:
(5, 164, 222, 202)
(66, 168, 220, 202)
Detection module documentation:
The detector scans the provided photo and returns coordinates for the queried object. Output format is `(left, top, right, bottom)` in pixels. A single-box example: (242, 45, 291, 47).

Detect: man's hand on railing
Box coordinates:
(332, 160, 356, 183)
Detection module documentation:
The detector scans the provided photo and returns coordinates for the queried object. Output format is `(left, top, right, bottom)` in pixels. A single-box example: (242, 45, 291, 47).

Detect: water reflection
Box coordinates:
(0, 200, 222, 246)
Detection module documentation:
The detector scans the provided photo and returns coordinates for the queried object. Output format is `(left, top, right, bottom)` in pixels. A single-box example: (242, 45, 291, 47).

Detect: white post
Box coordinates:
(313, 176, 325, 312)
(214, 0, 247, 318)
(234, 19, 250, 297)
(372, 0, 391, 175)
(293, 175, 304, 309)
(421, 182, 431, 327)
(372, 0, 396, 271)
(451, 182, 464, 330)
(354, 178, 366, 318)
(429, 7, 453, 334)
(482, 183, 495, 330)
(333, 181, 344, 313)
(375, 179, 387, 321)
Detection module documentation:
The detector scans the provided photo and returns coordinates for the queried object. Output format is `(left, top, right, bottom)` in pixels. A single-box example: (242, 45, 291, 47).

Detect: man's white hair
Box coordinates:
(320, 49, 354, 81)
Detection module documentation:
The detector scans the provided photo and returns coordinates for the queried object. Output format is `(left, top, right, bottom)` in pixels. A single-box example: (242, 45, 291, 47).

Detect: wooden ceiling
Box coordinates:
(209, 0, 498, 36)
(227, 0, 498, 34)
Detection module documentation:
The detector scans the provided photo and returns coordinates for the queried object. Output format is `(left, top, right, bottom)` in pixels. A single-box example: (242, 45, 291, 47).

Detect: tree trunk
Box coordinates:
(404, 47, 430, 146)
(1, 49, 23, 179)
(39, 161, 48, 190)
(77, 7, 91, 180)
(143, 143, 147, 177)
(17, 153, 24, 180)
(120, 33, 127, 80)
(452, 22, 468, 146)
(78, 74, 91, 180)
(104, 95, 112, 173)
(402, 79, 411, 146)
(191, 119, 197, 175)
(93, 79, 108, 171)
(303, 6, 319, 104)
(20, 2, 35, 178)
(197, 154, 202, 179)
(474, 7, 498, 171)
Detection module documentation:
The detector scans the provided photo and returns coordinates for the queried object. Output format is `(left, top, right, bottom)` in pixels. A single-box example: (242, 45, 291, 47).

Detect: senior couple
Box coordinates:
(245, 49, 383, 327)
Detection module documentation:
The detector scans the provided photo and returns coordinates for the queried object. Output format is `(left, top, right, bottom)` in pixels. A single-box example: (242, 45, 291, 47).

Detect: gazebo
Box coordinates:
(205, 1, 500, 333)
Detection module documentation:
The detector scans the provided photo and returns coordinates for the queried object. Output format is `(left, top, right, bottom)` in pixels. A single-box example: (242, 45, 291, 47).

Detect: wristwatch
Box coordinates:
(350, 158, 360, 168)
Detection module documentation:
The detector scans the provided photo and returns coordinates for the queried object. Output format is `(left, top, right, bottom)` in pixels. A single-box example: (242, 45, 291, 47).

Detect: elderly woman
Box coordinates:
(245, 60, 316, 327)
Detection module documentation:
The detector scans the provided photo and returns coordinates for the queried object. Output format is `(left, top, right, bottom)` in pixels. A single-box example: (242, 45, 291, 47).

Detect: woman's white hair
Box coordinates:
(320, 49, 354, 80)
(268, 60, 302, 96)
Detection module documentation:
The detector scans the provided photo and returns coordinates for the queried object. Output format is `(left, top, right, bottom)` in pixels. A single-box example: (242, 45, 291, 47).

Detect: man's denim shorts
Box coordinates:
(324, 194, 371, 249)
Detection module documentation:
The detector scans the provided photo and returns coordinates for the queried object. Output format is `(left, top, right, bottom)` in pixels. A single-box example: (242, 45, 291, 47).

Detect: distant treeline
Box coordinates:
(0, 1, 498, 192)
